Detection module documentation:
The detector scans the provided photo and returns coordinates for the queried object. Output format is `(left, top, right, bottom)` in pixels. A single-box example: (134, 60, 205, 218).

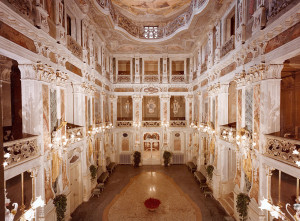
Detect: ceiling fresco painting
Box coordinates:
(112, 0, 191, 16)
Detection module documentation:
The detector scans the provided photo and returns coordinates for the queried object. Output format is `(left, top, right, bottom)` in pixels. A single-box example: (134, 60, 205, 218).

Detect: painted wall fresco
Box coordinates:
(170, 96, 185, 120)
(142, 96, 160, 121)
(117, 96, 133, 121)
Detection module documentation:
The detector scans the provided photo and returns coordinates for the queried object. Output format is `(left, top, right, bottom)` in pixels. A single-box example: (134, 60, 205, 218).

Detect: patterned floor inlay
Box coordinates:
(103, 172, 202, 221)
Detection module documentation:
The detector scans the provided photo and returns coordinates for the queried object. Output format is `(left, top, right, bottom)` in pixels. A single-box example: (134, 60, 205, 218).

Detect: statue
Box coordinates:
(172, 99, 180, 115)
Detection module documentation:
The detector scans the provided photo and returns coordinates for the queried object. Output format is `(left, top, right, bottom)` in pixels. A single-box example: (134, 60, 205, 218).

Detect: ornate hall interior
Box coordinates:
(1, 0, 300, 220)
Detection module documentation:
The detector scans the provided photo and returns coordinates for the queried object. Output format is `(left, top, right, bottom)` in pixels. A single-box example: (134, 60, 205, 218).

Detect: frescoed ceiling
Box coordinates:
(87, 0, 230, 54)
(111, 0, 191, 17)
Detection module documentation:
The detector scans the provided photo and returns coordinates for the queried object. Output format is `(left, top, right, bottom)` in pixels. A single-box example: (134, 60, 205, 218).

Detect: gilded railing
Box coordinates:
(264, 134, 300, 167)
(143, 75, 159, 83)
(66, 124, 84, 143)
(170, 120, 187, 127)
(67, 36, 83, 60)
(221, 35, 235, 57)
(4, 134, 39, 167)
(117, 75, 131, 83)
(171, 75, 186, 83)
(117, 121, 133, 127)
(142, 121, 161, 127)
(219, 124, 236, 143)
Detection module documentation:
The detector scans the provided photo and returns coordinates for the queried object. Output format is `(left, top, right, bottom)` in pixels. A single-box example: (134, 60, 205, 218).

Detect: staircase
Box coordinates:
(220, 192, 235, 219)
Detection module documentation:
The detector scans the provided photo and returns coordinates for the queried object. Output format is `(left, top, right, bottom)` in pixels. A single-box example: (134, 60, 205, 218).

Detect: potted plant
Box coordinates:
(133, 151, 141, 167)
(206, 165, 214, 180)
(89, 165, 97, 181)
(163, 151, 172, 167)
(236, 193, 250, 221)
(53, 194, 67, 221)
(144, 198, 161, 212)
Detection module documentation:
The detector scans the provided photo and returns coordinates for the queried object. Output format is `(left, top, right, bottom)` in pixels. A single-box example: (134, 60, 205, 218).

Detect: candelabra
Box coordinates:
(260, 197, 300, 221)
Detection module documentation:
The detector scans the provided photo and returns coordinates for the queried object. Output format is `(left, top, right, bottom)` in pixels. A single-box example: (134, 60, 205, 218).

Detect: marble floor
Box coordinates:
(71, 165, 229, 221)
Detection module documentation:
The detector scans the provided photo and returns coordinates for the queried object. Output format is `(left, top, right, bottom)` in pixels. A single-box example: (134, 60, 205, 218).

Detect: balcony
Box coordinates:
(4, 134, 39, 168)
(219, 123, 237, 143)
(264, 132, 300, 167)
(221, 35, 235, 58)
(66, 123, 84, 143)
(142, 121, 161, 127)
(143, 75, 160, 83)
(170, 120, 187, 127)
(67, 35, 83, 60)
(116, 121, 133, 127)
(171, 75, 186, 83)
(117, 75, 131, 83)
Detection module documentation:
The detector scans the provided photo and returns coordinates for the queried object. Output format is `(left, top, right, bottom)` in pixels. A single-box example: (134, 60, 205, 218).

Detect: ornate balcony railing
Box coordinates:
(171, 75, 186, 83)
(117, 75, 131, 83)
(264, 133, 300, 167)
(170, 120, 187, 127)
(66, 124, 84, 143)
(143, 75, 160, 83)
(267, 0, 296, 20)
(117, 121, 133, 127)
(67, 35, 83, 60)
(219, 124, 237, 143)
(221, 35, 235, 57)
(4, 134, 40, 167)
(95, 0, 209, 40)
(142, 121, 161, 127)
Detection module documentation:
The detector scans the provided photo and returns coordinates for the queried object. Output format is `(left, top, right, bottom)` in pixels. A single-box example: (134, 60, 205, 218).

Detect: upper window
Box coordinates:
(144, 26, 158, 39)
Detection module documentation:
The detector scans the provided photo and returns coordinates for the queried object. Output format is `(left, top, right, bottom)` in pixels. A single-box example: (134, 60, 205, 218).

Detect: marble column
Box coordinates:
(162, 57, 168, 83)
(134, 56, 140, 83)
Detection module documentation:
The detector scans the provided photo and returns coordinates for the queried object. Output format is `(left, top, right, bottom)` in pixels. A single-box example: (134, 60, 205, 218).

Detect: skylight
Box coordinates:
(144, 26, 158, 39)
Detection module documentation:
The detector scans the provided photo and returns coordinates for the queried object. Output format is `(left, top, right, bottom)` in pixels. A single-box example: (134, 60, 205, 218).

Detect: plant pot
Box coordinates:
(148, 208, 158, 212)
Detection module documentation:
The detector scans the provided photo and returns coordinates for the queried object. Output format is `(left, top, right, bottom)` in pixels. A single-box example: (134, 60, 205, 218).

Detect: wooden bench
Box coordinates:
(194, 171, 206, 184)
(187, 157, 197, 173)
(97, 167, 109, 184)
(106, 157, 117, 173)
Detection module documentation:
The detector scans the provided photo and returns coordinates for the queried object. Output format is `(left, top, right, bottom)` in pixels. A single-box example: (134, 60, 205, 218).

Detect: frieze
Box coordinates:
(234, 64, 283, 87)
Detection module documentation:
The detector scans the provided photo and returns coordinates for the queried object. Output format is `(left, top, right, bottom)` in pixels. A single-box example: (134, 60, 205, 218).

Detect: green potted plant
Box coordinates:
(53, 194, 67, 221)
(236, 193, 250, 221)
(163, 151, 172, 167)
(206, 165, 214, 180)
(89, 165, 97, 180)
(133, 151, 141, 167)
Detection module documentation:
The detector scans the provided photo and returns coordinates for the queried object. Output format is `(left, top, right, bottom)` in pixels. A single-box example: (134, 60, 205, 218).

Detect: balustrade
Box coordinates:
(4, 134, 39, 168)
(221, 35, 235, 57)
(264, 133, 300, 167)
(116, 121, 133, 127)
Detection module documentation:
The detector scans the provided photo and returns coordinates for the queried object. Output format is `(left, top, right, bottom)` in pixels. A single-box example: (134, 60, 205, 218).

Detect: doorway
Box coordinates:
(143, 133, 160, 165)
(70, 161, 82, 213)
